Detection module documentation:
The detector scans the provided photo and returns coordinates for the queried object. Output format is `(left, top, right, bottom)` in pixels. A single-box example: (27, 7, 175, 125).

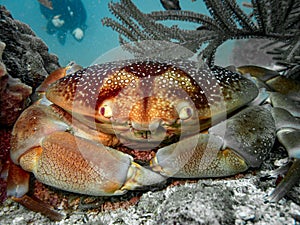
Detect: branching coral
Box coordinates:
(102, 0, 300, 70)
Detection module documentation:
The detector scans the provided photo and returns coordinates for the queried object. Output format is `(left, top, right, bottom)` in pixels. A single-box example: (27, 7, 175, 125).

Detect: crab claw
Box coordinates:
(151, 133, 248, 178)
(151, 106, 276, 178)
(209, 105, 276, 168)
(15, 131, 165, 196)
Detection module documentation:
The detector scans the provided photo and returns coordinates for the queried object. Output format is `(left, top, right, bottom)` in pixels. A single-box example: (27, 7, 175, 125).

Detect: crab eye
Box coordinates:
(175, 101, 194, 120)
(99, 105, 112, 118)
(179, 106, 193, 120)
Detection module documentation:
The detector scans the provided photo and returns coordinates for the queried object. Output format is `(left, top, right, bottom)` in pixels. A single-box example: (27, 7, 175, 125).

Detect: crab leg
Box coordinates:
(3, 158, 64, 221)
(11, 195, 64, 221)
(3, 160, 30, 198)
(237, 65, 300, 201)
(268, 129, 300, 202)
(8, 102, 165, 220)
(151, 105, 276, 178)
(268, 106, 300, 202)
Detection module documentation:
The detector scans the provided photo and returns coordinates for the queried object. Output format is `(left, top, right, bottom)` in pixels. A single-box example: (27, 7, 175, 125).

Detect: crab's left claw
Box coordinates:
(209, 106, 276, 168)
(151, 106, 276, 178)
(151, 133, 249, 178)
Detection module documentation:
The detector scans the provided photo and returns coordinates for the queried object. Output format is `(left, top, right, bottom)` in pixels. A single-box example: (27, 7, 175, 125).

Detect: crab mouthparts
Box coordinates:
(129, 120, 167, 141)
(131, 128, 152, 140)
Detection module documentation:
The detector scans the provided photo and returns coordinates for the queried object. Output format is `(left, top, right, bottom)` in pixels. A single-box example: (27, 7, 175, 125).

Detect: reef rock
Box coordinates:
(0, 6, 60, 126)
(0, 42, 31, 126)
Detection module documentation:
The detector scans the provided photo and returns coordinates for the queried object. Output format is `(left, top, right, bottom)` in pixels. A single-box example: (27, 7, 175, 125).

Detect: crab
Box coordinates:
(4, 59, 300, 220)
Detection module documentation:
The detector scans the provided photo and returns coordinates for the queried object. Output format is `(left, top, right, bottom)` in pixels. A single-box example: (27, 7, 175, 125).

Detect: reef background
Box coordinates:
(0, 5, 60, 204)
(0, 3, 300, 225)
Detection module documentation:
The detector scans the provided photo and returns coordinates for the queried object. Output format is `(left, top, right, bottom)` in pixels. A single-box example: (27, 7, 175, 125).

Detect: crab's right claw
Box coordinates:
(14, 131, 166, 196)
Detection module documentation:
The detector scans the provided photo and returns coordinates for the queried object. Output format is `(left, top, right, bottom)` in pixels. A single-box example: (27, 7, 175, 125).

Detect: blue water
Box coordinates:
(0, 0, 245, 67)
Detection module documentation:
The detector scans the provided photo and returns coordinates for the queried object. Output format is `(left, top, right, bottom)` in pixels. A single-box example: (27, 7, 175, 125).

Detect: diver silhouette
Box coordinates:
(39, 0, 87, 45)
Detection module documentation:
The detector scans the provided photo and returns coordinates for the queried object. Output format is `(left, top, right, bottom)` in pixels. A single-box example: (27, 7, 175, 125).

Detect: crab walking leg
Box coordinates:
(5, 161, 30, 198)
(4, 162, 64, 221)
(270, 92, 300, 117)
(268, 107, 300, 202)
(17, 131, 165, 196)
(268, 131, 300, 202)
(151, 106, 276, 178)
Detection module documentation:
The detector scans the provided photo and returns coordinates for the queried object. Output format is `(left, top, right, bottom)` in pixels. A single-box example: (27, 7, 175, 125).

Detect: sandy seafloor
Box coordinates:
(0, 173, 300, 224)
(1, 0, 300, 224)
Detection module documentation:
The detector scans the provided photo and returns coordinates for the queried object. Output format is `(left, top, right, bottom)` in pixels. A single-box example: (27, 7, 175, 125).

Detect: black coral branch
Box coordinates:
(102, 0, 300, 67)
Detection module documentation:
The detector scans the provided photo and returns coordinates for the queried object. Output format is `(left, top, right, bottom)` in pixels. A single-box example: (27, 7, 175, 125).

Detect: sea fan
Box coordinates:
(102, 0, 299, 71)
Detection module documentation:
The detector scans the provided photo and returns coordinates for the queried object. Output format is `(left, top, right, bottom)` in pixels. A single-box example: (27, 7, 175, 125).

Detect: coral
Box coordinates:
(0, 5, 61, 202)
(0, 6, 60, 90)
(0, 75, 32, 126)
(0, 43, 32, 126)
(0, 128, 11, 203)
(0, 6, 60, 126)
(102, 0, 300, 69)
